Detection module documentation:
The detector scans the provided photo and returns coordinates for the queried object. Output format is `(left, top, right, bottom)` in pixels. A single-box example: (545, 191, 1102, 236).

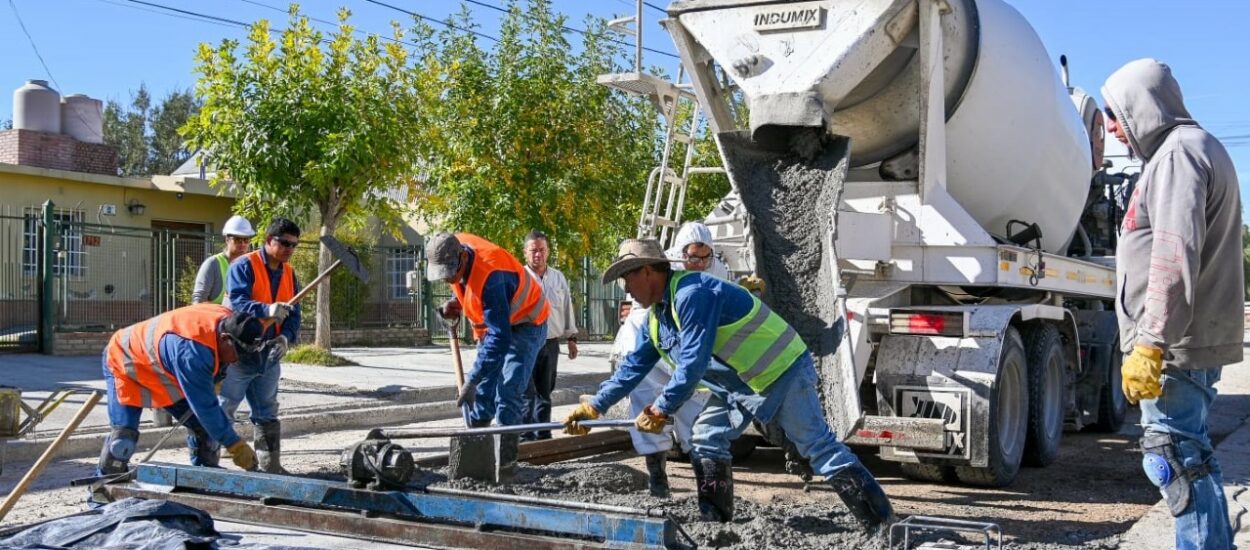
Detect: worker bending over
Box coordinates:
(97, 304, 263, 477)
(565, 239, 892, 532)
(426, 232, 549, 481)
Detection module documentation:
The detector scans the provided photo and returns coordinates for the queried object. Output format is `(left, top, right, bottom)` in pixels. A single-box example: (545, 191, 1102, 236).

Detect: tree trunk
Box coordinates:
(314, 212, 339, 350)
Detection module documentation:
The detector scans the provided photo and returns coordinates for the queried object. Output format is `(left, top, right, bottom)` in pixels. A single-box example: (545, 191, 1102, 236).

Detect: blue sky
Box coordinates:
(4, 0, 1249, 211)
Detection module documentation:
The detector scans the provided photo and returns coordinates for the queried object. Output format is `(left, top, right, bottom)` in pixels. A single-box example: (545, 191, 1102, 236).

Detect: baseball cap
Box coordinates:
(425, 232, 463, 281)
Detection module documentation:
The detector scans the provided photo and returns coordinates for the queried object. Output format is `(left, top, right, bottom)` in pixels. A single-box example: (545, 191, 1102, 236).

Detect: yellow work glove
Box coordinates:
(1121, 344, 1164, 404)
(635, 405, 668, 434)
(562, 402, 600, 436)
(738, 274, 766, 295)
(227, 440, 258, 471)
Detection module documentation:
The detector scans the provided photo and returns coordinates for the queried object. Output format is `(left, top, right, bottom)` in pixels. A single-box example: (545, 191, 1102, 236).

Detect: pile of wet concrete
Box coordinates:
(421, 462, 878, 550)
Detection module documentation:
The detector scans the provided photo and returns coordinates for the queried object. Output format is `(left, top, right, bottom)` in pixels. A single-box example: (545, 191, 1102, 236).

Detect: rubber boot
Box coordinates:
(497, 433, 519, 484)
(645, 453, 670, 498)
(828, 462, 894, 533)
(691, 458, 734, 522)
(254, 420, 288, 474)
(186, 424, 221, 468)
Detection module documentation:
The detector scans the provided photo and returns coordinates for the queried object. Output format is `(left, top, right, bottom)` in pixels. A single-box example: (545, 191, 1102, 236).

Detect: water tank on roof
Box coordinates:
(62, 94, 104, 144)
(13, 80, 61, 133)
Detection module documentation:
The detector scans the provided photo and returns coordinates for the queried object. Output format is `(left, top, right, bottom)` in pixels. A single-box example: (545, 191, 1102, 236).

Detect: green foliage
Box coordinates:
(176, 255, 199, 306)
(1242, 224, 1250, 300)
(284, 344, 357, 366)
(184, 5, 427, 237)
(411, 1, 657, 271)
(103, 84, 201, 176)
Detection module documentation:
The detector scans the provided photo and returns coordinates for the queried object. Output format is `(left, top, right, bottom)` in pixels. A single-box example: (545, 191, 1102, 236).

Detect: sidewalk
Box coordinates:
(1, 342, 615, 464)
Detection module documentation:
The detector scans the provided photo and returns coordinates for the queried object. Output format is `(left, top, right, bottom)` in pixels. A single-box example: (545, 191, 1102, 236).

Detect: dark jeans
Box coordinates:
(522, 339, 561, 440)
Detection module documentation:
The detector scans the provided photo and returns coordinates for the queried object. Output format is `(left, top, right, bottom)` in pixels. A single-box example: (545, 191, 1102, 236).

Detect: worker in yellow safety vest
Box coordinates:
(564, 239, 893, 533)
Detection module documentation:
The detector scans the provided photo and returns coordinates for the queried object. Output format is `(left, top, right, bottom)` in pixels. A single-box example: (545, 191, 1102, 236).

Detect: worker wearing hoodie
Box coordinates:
(616, 222, 726, 498)
(1103, 58, 1241, 550)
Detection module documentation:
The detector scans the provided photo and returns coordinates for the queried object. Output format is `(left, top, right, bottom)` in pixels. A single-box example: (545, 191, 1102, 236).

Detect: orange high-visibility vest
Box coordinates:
(452, 233, 549, 340)
(244, 249, 296, 333)
(105, 303, 230, 409)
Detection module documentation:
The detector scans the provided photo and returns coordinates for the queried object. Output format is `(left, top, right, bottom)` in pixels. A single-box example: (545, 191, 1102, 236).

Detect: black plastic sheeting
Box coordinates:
(0, 498, 313, 550)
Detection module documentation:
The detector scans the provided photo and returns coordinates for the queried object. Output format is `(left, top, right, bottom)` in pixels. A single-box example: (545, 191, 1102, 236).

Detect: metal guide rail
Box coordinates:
(104, 463, 693, 550)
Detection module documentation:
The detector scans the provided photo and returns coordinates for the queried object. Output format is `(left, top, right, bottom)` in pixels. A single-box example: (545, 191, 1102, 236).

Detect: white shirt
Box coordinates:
(526, 264, 578, 340)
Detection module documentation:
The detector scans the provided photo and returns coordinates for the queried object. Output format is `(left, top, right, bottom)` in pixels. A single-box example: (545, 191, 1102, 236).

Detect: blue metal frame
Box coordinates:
(131, 463, 677, 549)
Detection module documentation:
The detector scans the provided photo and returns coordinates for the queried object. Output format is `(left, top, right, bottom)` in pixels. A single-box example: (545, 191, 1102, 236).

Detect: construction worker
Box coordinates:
(97, 304, 263, 477)
(565, 239, 892, 532)
(192, 215, 255, 305)
(623, 222, 726, 497)
(1104, 59, 1242, 550)
(223, 217, 302, 474)
(520, 230, 579, 442)
(425, 232, 548, 479)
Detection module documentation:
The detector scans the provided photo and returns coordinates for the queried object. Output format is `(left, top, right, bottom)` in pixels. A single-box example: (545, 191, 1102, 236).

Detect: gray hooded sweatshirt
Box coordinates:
(1102, 59, 1243, 367)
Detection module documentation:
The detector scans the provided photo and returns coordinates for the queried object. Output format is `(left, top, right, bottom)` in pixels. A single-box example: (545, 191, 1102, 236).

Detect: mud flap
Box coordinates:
(715, 130, 861, 440)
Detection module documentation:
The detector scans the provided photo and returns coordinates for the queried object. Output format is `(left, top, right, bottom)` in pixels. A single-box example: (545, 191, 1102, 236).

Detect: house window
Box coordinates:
(23, 208, 86, 278)
(386, 247, 418, 300)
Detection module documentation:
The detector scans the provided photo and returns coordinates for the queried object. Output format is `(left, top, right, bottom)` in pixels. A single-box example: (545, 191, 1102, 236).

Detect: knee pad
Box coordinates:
(99, 427, 139, 475)
(1141, 431, 1212, 517)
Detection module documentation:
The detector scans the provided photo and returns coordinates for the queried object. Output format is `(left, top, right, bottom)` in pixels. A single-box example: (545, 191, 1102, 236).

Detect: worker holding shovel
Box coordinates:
(565, 239, 893, 533)
(426, 232, 549, 482)
(223, 217, 302, 474)
(97, 304, 264, 478)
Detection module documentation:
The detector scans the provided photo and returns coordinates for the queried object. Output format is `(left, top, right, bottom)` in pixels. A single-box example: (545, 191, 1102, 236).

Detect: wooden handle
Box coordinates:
(289, 259, 342, 306)
(0, 391, 102, 523)
(449, 328, 466, 390)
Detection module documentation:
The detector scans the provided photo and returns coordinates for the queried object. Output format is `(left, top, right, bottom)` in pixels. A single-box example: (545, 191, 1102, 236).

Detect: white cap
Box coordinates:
(222, 215, 256, 237)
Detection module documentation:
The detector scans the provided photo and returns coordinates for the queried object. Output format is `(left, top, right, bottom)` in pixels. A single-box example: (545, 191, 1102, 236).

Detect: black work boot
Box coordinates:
(645, 452, 670, 498)
(497, 433, 519, 484)
(691, 458, 734, 522)
(254, 420, 289, 474)
(828, 463, 894, 533)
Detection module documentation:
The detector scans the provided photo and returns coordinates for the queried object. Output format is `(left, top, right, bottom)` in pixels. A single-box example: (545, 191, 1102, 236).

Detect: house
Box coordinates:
(0, 80, 235, 352)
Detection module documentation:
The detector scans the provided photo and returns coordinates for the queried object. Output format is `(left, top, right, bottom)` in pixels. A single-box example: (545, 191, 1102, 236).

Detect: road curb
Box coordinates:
(3, 374, 608, 465)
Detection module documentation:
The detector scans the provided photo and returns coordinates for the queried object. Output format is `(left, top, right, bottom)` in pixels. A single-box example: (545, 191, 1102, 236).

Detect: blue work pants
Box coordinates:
(217, 353, 281, 425)
(470, 322, 545, 426)
(1139, 366, 1233, 550)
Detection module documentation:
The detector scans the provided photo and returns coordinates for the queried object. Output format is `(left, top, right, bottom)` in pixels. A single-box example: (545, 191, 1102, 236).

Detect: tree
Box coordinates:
(1242, 224, 1250, 300)
(184, 5, 429, 350)
(103, 85, 200, 176)
(412, 1, 658, 271)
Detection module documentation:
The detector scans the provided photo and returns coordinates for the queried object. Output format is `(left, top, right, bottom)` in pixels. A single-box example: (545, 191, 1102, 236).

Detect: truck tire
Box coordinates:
(1093, 340, 1127, 432)
(1022, 324, 1066, 467)
(955, 327, 1028, 487)
(900, 462, 956, 483)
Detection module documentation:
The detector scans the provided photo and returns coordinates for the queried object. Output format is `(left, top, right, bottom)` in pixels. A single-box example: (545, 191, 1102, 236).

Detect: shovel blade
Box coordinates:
(320, 235, 369, 282)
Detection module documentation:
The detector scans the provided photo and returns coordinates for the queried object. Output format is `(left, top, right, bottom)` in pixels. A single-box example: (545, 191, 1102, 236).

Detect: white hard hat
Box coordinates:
(222, 215, 256, 237)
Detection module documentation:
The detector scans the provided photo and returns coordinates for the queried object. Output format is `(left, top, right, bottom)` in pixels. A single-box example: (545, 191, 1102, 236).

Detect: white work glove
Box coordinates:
(267, 302, 293, 322)
(267, 335, 290, 364)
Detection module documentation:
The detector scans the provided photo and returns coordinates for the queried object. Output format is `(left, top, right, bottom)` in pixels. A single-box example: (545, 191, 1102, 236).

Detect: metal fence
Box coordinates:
(0, 212, 627, 348)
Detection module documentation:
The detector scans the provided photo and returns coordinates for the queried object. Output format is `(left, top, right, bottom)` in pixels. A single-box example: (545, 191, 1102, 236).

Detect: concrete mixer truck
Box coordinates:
(631, 0, 1128, 487)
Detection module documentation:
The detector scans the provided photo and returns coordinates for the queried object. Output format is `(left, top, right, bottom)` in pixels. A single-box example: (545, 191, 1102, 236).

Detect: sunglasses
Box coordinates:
(226, 235, 251, 243)
(274, 238, 299, 249)
(683, 252, 712, 264)
(1103, 106, 1117, 122)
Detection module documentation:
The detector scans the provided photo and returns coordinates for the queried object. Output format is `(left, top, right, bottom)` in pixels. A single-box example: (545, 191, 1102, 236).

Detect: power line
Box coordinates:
(8, 0, 61, 89)
(235, 0, 421, 49)
(457, 0, 679, 59)
(95, 0, 239, 29)
(8, 0, 104, 139)
(124, 0, 251, 28)
(362, 0, 500, 43)
(643, 1, 666, 14)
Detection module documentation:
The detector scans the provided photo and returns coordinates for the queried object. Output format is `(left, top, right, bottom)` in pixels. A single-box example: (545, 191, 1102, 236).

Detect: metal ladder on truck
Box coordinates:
(596, 0, 725, 248)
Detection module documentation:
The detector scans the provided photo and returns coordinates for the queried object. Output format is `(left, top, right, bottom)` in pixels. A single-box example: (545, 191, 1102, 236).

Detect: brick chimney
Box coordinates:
(0, 129, 119, 176)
